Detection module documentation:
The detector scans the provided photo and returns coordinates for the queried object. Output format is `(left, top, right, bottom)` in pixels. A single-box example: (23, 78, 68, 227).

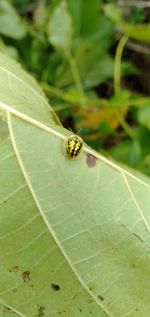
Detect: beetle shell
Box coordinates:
(64, 135, 83, 159)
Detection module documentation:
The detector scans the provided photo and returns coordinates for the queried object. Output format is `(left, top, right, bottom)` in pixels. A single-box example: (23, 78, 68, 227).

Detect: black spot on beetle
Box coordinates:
(97, 294, 104, 301)
(86, 153, 96, 167)
(51, 283, 60, 291)
(22, 270, 30, 282)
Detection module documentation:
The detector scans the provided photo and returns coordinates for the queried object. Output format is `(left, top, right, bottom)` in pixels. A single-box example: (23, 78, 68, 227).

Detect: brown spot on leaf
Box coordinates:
(22, 271, 30, 282)
(86, 153, 96, 167)
(51, 283, 60, 291)
(9, 265, 19, 273)
(14, 266, 19, 272)
(3, 306, 11, 312)
(121, 223, 128, 230)
(37, 306, 45, 317)
(97, 294, 104, 301)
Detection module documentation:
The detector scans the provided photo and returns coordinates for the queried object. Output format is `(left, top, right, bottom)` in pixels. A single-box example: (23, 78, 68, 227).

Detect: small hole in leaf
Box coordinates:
(22, 270, 30, 282)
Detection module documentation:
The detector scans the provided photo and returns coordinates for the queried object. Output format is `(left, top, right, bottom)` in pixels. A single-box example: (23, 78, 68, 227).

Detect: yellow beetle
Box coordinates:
(64, 135, 83, 159)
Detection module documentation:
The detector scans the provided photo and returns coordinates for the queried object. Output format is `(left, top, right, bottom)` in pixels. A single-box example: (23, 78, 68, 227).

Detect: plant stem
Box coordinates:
(115, 110, 135, 139)
(41, 83, 68, 101)
(41, 82, 150, 111)
(64, 48, 86, 107)
(113, 35, 135, 138)
(114, 35, 129, 93)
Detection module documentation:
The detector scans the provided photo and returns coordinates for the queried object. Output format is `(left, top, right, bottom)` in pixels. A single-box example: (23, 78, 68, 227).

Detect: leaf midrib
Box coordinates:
(0, 100, 149, 189)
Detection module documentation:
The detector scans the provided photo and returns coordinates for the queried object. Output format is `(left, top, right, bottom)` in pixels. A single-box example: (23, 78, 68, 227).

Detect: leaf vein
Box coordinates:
(122, 171, 150, 233)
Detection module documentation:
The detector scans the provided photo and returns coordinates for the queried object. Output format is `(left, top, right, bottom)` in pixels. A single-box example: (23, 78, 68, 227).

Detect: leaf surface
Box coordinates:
(0, 53, 150, 317)
(0, 0, 27, 39)
(47, 1, 73, 49)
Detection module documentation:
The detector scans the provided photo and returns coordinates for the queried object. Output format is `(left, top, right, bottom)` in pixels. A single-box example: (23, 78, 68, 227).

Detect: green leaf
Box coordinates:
(109, 140, 143, 169)
(54, 43, 114, 89)
(1, 53, 150, 317)
(0, 36, 19, 60)
(109, 90, 131, 108)
(83, 54, 113, 88)
(67, 0, 113, 48)
(138, 127, 150, 157)
(0, 0, 27, 39)
(33, 0, 47, 26)
(67, 0, 102, 36)
(66, 0, 83, 35)
(104, 4, 150, 42)
(47, 0, 73, 49)
(138, 105, 150, 129)
(0, 53, 60, 126)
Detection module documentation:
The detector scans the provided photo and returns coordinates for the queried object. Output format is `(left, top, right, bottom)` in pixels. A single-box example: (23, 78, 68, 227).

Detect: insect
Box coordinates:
(64, 135, 83, 159)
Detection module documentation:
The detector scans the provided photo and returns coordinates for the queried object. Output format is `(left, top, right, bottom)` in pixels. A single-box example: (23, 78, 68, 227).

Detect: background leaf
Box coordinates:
(138, 105, 150, 129)
(0, 0, 27, 39)
(104, 4, 150, 42)
(47, 0, 73, 50)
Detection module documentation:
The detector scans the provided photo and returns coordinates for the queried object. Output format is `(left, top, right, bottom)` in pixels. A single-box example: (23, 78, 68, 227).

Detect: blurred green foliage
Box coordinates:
(1, 0, 150, 175)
